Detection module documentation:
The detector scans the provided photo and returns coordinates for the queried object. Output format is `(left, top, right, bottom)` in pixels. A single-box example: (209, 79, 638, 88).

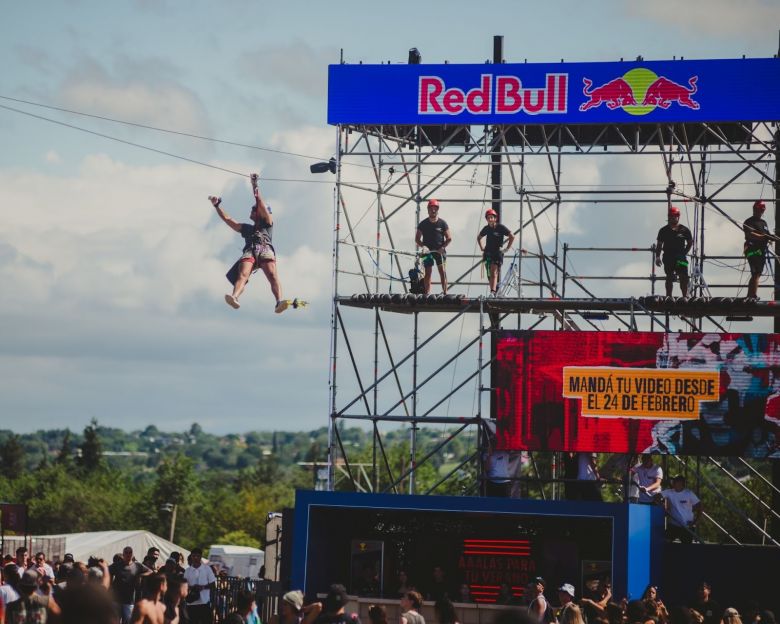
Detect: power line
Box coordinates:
(0, 102, 337, 184)
(0, 94, 329, 163)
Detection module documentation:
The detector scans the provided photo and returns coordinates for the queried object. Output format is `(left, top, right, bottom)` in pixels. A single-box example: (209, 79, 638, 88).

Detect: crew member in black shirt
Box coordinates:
(477, 208, 514, 296)
(743, 199, 772, 299)
(415, 199, 452, 294)
(655, 206, 693, 297)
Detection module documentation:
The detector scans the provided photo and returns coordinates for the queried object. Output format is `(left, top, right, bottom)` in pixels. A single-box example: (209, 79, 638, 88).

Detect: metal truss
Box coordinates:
(325, 117, 780, 527)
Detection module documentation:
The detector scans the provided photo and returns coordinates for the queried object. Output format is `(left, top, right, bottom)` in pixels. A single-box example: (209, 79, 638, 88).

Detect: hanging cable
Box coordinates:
(0, 93, 334, 162)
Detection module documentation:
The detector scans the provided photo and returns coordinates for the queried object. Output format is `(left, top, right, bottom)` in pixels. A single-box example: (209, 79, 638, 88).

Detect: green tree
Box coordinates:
(55, 429, 73, 467)
(151, 454, 198, 541)
(0, 434, 24, 480)
(214, 530, 261, 549)
(78, 419, 103, 472)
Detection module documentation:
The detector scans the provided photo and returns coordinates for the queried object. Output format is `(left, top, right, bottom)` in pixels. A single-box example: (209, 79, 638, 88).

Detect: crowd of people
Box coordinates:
(0, 543, 257, 624)
(263, 578, 778, 624)
(1, 544, 777, 624)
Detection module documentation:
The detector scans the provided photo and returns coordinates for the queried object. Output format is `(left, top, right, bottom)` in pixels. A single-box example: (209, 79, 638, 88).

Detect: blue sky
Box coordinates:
(1, 0, 778, 435)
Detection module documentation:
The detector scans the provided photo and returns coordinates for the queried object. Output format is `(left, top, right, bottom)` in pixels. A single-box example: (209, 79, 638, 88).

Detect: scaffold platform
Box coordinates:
(338, 294, 780, 318)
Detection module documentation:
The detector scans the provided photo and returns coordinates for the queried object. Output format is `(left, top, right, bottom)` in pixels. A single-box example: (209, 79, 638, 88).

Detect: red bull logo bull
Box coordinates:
(418, 73, 568, 116)
(579, 68, 699, 115)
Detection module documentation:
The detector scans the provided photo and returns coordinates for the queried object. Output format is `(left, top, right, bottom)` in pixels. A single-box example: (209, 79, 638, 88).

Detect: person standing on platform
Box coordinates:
(577, 452, 603, 502)
(655, 206, 693, 297)
(743, 200, 771, 300)
(659, 475, 702, 544)
(477, 208, 514, 297)
(630, 454, 663, 504)
(415, 199, 451, 294)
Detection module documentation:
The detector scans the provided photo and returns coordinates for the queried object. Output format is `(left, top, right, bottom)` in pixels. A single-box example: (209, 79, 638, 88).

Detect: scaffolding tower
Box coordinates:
(324, 42, 780, 541)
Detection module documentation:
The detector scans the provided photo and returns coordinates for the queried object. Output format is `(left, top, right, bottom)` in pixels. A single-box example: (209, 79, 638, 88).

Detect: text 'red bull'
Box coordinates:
(418, 74, 568, 116)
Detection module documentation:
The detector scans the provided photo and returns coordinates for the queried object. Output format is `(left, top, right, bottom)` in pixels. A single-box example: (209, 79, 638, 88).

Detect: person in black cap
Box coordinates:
(743, 200, 772, 299)
(528, 577, 556, 623)
(5, 568, 61, 622)
(314, 584, 361, 624)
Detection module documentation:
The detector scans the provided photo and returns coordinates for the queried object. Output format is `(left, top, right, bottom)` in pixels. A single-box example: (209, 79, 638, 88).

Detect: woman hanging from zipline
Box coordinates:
(209, 173, 288, 313)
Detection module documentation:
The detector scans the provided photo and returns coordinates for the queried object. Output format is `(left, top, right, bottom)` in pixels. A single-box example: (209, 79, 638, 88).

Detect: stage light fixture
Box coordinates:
(581, 312, 609, 320)
(310, 157, 337, 174)
(408, 48, 421, 65)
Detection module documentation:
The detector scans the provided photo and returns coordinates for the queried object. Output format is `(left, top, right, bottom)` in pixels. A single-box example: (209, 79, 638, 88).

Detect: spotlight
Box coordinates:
(408, 48, 421, 65)
(310, 157, 337, 174)
(581, 312, 609, 320)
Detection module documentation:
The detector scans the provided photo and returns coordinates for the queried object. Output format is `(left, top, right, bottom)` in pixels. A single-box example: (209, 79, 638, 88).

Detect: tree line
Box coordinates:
(0, 422, 774, 548)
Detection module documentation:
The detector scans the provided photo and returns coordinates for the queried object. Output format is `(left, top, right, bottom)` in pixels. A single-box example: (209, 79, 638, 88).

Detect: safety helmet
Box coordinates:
(668, 206, 681, 217)
(754, 200, 767, 212)
(485, 208, 498, 219)
(427, 199, 440, 208)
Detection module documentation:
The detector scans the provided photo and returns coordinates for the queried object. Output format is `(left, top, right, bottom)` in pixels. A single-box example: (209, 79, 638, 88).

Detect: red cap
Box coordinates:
(427, 199, 439, 208)
(754, 200, 766, 212)
(485, 208, 498, 218)
(668, 206, 680, 217)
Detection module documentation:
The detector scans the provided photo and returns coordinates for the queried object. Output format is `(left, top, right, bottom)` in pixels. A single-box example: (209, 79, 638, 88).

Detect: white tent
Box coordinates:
(3, 530, 189, 563)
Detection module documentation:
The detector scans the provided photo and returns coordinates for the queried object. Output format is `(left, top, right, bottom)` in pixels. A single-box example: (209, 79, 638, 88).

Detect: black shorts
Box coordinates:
(746, 248, 766, 277)
(422, 251, 445, 267)
(663, 255, 688, 277)
(483, 251, 504, 267)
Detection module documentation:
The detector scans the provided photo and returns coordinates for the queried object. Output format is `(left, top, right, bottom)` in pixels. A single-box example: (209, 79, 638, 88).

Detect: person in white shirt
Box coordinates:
(1, 563, 21, 606)
(659, 475, 702, 543)
(183, 548, 216, 624)
(577, 453, 602, 501)
(33, 552, 55, 580)
(630, 454, 663, 504)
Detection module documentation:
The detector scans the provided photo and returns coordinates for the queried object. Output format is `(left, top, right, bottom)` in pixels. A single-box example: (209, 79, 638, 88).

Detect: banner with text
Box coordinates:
(494, 331, 780, 457)
(329, 58, 780, 125)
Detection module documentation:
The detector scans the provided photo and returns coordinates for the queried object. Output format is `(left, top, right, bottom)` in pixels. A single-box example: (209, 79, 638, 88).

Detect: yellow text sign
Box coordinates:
(562, 366, 719, 420)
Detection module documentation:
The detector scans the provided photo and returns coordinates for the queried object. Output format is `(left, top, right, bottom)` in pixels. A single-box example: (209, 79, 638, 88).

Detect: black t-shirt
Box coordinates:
(240, 219, 273, 252)
(417, 218, 449, 250)
(479, 224, 511, 254)
(109, 561, 150, 604)
(315, 613, 362, 624)
(656, 224, 692, 258)
(690, 599, 722, 624)
(744, 215, 769, 249)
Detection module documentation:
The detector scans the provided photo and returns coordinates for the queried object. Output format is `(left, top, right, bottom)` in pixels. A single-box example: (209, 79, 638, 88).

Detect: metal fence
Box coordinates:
(211, 577, 283, 623)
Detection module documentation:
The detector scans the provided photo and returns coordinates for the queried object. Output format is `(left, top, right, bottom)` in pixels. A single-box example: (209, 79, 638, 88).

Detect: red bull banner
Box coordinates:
(494, 331, 780, 457)
(328, 58, 780, 125)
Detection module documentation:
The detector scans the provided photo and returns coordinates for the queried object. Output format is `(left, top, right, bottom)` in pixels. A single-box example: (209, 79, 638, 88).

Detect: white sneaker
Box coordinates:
(274, 300, 288, 314)
(225, 294, 240, 309)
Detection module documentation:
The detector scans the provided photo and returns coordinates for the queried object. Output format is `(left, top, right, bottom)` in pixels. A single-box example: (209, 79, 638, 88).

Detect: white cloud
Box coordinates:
(0, 120, 342, 431)
(44, 150, 61, 164)
(238, 41, 338, 99)
(625, 0, 780, 40)
(56, 61, 213, 139)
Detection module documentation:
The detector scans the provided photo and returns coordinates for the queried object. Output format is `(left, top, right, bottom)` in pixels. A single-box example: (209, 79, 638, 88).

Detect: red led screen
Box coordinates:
(494, 331, 780, 456)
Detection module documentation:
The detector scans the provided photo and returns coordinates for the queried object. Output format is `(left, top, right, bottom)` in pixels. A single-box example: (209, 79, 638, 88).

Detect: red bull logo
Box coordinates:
(419, 73, 568, 116)
(579, 68, 699, 115)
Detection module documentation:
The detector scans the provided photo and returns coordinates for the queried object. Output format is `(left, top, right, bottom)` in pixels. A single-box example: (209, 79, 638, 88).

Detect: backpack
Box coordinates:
(408, 266, 424, 294)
